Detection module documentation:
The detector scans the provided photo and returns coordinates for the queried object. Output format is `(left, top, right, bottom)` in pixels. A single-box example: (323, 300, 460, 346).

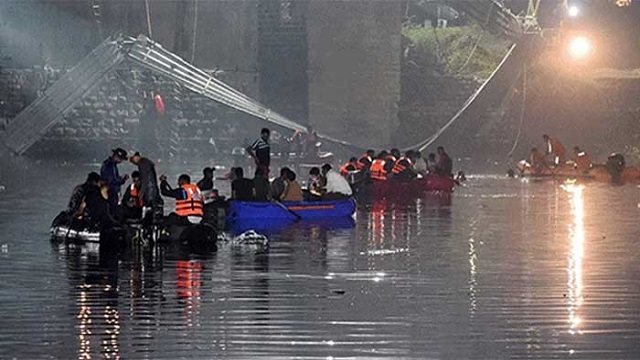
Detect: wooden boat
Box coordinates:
(354, 174, 456, 199)
(226, 198, 357, 221)
(518, 162, 640, 184)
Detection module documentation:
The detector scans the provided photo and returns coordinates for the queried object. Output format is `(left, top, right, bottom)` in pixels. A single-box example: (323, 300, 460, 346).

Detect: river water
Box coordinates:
(1, 159, 640, 359)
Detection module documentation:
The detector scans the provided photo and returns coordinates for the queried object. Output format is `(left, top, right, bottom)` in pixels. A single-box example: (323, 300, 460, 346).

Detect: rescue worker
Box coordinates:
(246, 128, 271, 176)
(356, 149, 375, 171)
(572, 146, 592, 173)
(160, 174, 204, 225)
(51, 172, 101, 228)
(384, 149, 399, 175)
(392, 151, 418, 181)
(369, 151, 388, 181)
(252, 167, 272, 202)
(197, 167, 218, 203)
(121, 171, 143, 220)
(100, 148, 129, 210)
(231, 167, 254, 201)
(529, 147, 549, 174)
(543, 134, 566, 166)
(436, 146, 453, 177)
(340, 157, 358, 176)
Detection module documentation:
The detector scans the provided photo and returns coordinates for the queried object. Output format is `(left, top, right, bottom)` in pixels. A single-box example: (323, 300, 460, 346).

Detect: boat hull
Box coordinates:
(520, 164, 640, 184)
(226, 198, 356, 221)
(355, 175, 456, 200)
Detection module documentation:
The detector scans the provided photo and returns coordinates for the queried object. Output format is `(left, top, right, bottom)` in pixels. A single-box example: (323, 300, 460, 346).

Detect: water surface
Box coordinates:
(1, 162, 640, 359)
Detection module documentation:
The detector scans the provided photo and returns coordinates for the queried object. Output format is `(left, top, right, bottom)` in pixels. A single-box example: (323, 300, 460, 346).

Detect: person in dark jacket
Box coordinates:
(100, 148, 129, 210)
(231, 167, 254, 201)
(197, 167, 215, 191)
(252, 167, 272, 202)
(84, 182, 121, 230)
(436, 146, 453, 177)
(66, 172, 101, 216)
(129, 152, 163, 221)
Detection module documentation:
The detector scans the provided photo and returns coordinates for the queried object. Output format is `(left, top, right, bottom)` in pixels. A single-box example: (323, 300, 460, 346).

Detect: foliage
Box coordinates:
(402, 24, 511, 81)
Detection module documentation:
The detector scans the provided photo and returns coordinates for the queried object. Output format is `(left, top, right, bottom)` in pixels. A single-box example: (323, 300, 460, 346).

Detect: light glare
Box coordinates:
(568, 5, 580, 17)
(568, 36, 592, 60)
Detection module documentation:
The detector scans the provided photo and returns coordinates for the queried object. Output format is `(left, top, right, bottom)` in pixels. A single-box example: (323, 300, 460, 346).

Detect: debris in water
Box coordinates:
(360, 248, 408, 256)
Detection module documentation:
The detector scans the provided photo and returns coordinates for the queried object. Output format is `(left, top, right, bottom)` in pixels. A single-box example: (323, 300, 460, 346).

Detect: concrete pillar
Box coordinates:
(306, 0, 402, 148)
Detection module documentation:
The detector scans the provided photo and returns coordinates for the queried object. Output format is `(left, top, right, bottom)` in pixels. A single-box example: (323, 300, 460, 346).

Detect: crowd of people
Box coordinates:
(53, 127, 354, 234)
(519, 134, 593, 175)
(339, 146, 461, 182)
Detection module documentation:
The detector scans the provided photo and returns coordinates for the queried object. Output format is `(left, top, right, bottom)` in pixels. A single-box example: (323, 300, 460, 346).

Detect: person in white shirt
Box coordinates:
(321, 164, 353, 200)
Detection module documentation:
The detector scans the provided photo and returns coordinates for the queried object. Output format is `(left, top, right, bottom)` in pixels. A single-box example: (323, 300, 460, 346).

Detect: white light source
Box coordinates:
(568, 36, 592, 60)
(568, 5, 580, 17)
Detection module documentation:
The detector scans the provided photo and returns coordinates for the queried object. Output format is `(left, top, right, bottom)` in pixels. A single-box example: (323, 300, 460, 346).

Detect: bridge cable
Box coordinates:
(507, 61, 526, 158)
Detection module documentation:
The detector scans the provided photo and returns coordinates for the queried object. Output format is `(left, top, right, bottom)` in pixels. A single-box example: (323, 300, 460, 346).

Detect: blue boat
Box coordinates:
(226, 198, 357, 221)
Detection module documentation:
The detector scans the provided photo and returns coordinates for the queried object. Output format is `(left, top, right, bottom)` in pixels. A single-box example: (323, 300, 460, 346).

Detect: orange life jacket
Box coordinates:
(573, 151, 592, 172)
(340, 161, 357, 176)
(392, 157, 414, 174)
(128, 184, 143, 207)
(356, 154, 372, 170)
(369, 159, 387, 181)
(175, 184, 204, 217)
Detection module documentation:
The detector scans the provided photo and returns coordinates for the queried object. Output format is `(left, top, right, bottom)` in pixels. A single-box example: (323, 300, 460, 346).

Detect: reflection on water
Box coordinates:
(3, 162, 640, 358)
(563, 183, 584, 336)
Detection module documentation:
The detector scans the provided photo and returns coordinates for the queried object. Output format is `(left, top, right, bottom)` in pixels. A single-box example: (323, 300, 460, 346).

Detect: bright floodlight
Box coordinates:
(568, 5, 579, 17)
(568, 36, 592, 60)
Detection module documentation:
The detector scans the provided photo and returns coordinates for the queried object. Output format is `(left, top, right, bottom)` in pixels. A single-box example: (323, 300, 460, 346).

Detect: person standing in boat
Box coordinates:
(543, 134, 566, 166)
(159, 174, 204, 225)
(572, 146, 592, 173)
(247, 128, 271, 176)
(100, 148, 129, 211)
(426, 153, 438, 174)
(129, 152, 163, 221)
(436, 146, 453, 177)
(321, 164, 353, 200)
(197, 167, 218, 203)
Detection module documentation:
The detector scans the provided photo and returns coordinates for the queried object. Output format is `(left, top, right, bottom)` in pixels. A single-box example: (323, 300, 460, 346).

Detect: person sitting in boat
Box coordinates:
(414, 150, 427, 175)
(281, 169, 304, 202)
(52, 172, 102, 228)
(252, 167, 272, 202)
(321, 164, 353, 200)
(160, 174, 204, 225)
(369, 151, 389, 181)
(271, 167, 290, 201)
(231, 167, 254, 201)
(85, 181, 123, 232)
(197, 167, 219, 203)
(121, 171, 143, 221)
(356, 149, 376, 172)
(384, 149, 400, 175)
(340, 157, 358, 177)
(529, 147, 549, 174)
(436, 146, 453, 177)
(543, 134, 566, 166)
(426, 153, 438, 174)
(572, 146, 592, 173)
(306, 167, 326, 201)
(392, 151, 419, 181)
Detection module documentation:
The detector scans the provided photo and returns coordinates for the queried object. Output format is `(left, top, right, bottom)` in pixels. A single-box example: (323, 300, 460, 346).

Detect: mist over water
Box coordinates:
(1, 159, 640, 359)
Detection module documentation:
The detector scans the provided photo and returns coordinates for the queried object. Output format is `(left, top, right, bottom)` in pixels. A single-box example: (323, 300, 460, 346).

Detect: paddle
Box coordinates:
(271, 199, 302, 221)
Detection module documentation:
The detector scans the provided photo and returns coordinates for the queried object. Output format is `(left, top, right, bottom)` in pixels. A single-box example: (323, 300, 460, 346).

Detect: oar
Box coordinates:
(271, 199, 302, 221)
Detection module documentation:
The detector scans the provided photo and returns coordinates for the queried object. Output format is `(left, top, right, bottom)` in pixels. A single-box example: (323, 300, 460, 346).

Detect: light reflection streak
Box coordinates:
(563, 183, 585, 335)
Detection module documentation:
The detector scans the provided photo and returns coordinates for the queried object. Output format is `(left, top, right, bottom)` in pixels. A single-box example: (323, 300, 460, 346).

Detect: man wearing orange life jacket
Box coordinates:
(340, 157, 359, 177)
(392, 151, 419, 181)
(383, 148, 400, 176)
(369, 151, 389, 181)
(356, 149, 376, 171)
(121, 171, 144, 220)
(572, 146, 592, 173)
(543, 134, 566, 166)
(160, 174, 204, 225)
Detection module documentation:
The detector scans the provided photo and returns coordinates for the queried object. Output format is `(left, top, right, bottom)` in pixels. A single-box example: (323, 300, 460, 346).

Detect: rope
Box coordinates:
(190, 0, 198, 64)
(507, 62, 526, 157)
(145, 0, 153, 38)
